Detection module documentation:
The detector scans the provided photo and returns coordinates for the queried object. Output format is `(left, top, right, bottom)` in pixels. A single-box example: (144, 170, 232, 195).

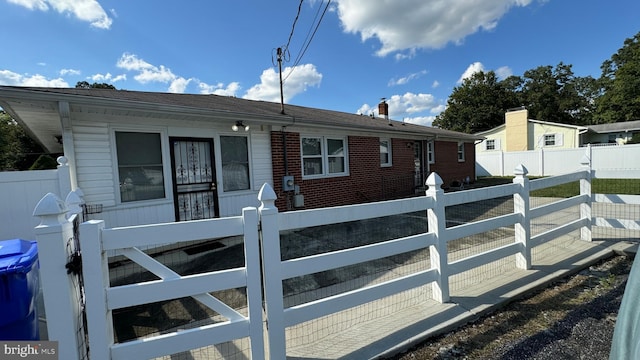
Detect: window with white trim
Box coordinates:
(457, 142, 465, 162)
(380, 138, 392, 166)
(115, 131, 166, 202)
(427, 140, 434, 164)
(301, 136, 348, 177)
(540, 133, 563, 147)
(220, 135, 250, 191)
(485, 138, 501, 151)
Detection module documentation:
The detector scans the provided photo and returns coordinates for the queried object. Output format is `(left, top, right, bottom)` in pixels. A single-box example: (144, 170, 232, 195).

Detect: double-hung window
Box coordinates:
(380, 138, 392, 166)
(457, 142, 465, 162)
(115, 131, 166, 202)
(540, 133, 563, 147)
(301, 136, 348, 177)
(221, 135, 250, 191)
(544, 134, 556, 146)
(427, 140, 435, 164)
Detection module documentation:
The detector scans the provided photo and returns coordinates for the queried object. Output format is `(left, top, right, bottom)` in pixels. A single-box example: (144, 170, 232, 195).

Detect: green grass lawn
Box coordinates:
(475, 177, 640, 198)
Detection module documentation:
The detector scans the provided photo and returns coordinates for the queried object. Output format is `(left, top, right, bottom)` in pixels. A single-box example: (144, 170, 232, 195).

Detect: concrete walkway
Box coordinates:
(285, 236, 638, 360)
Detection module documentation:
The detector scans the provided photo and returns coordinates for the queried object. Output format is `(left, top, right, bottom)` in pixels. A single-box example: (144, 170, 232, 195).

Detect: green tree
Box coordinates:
(75, 81, 116, 89)
(432, 71, 520, 133)
(519, 63, 593, 125)
(0, 111, 47, 170)
(594, 31, 640, 123)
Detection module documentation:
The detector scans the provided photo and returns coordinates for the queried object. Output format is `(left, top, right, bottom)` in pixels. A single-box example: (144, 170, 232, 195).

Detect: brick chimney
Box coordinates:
(378, 98, 389, 120)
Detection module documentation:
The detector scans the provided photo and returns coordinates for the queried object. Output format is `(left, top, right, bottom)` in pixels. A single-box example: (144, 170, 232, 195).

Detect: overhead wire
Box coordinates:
(282, 0, 332, 83)
(285, 0, 305, 52)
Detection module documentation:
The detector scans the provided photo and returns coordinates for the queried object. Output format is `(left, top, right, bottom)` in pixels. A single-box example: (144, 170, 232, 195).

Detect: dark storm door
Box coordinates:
(170, 138, 220, 221)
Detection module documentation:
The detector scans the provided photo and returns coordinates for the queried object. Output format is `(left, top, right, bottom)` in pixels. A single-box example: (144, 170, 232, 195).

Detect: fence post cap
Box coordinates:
(580, 154, 591, 166)
(65, 189, 85, 216)
(426, 172, 443, 188)
(33, 192, 68, 225)
(514, 164, 529, 176)
(56, 156, 68, 167)
(258, 183, 278, 211)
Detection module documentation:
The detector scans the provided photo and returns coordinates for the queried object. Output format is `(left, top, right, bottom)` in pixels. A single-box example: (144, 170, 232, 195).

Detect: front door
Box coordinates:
(170, 138, 219, 221)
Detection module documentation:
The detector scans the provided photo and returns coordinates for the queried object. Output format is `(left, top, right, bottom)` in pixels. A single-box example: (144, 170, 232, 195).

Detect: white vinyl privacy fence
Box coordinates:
(476, 143, 640, 177)
(33, 157, 638, 359)
(0, 156, 72, 240)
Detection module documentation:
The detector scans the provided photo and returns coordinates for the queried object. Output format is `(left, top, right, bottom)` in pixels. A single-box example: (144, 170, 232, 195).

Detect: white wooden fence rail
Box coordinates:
(33, 155, 638, 359)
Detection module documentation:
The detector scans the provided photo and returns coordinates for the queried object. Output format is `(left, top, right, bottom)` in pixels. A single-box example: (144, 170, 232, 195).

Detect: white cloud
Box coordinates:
(495, 66, 513, 79)
(198, 82, 241, 96)
(432, 80, 440, 88)
(116, 53, 194, 93)
(403, 116, 436, 127)
(356, 103, 373, 116)
(335, 0, 533, 56)
(388, 70, 427, 86)
(7, 0, 113, 29)
(458, 62, 485, 84)
(388, 92, 438, 116)
(60, 68, 80, 76)
(357, 91, 441, 122)
(0, 70, 69, 87)
(116, 53, 176, 84)
(168, 78, 191, 94)
(243, 64, 322, 102)
(90, 72, 126, 83)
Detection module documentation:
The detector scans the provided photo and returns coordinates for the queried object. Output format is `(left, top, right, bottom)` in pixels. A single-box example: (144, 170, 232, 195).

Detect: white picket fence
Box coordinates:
(32, 157, 639, 359)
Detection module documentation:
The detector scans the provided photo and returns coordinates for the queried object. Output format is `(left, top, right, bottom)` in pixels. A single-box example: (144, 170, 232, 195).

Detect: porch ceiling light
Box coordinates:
(232, 121, 249, 132)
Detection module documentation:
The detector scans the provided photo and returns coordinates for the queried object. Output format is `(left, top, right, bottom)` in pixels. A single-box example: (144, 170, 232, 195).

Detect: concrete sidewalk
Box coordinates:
(285, 237, 638, 360)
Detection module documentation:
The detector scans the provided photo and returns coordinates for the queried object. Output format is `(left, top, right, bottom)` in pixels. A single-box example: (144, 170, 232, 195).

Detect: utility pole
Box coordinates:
(277, 47, 285, 114)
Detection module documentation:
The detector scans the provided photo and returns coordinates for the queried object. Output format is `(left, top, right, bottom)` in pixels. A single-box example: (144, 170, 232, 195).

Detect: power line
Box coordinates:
(285, 0, 304, 52)
(282, 0, 332, 83)
(275, 0, 331, 114)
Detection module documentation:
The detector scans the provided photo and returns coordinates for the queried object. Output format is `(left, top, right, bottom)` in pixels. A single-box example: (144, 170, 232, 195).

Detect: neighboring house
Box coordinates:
(476, 107, 640, 154)
(0, 86, 481, 228)
(476, 107, 587, 153)
(582, 120, 640, 145)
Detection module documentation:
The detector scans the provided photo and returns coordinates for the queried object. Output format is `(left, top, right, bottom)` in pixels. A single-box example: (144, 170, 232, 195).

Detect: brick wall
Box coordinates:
(429, 141, 476, 188)
(270, 132, 416, 211)
(270, 131, 476, 210)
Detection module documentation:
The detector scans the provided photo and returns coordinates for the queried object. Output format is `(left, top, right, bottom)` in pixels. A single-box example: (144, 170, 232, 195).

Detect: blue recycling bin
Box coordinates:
(0, 239, 40, 340)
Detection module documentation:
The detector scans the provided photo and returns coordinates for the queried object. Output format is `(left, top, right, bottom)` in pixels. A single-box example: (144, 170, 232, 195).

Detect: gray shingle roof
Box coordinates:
(0, 86, 482, 142)
(587, 120, 640, 133)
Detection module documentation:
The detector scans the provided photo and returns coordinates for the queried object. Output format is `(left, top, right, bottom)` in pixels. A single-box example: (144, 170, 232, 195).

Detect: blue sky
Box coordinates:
(1, 0, 638, 126)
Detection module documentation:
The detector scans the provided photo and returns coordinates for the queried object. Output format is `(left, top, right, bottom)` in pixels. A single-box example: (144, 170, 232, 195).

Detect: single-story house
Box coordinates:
(0, 86, 481, 228)
(582, 120, 640, 145)
(476, 107, 640, 153)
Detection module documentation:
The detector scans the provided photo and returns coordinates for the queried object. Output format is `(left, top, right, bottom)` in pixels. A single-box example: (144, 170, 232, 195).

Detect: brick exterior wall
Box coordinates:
(270, 131, 476, 211)
(428, 141, 476, 188)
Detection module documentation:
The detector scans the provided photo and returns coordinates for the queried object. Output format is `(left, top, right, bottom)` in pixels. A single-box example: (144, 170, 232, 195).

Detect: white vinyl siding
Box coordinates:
(247, 132, 273, 191)
(72, 123, 117, 207)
